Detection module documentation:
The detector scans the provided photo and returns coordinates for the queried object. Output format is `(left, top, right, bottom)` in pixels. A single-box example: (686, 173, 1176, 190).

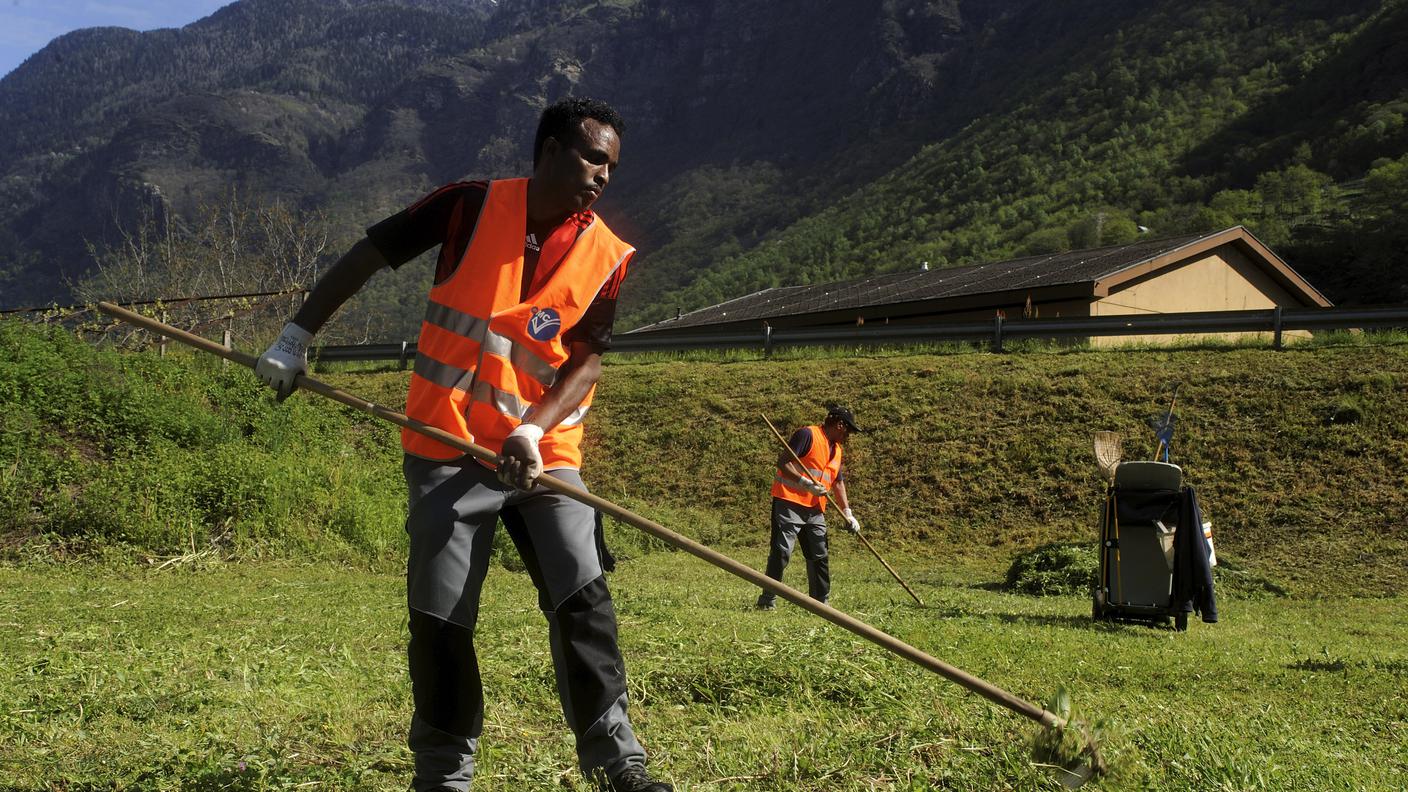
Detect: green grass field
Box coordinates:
(3, 321, 1407, 789)
(2, 551, 1404, 790)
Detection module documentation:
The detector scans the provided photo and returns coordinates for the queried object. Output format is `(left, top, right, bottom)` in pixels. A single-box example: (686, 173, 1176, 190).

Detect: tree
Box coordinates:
(74, 190, 331, 346)
(1254, 164, 1335, 222)
(1066, 209, 1138, 248)
(1020, 226, 1070, 255)
(1208, 188, 1263, 227)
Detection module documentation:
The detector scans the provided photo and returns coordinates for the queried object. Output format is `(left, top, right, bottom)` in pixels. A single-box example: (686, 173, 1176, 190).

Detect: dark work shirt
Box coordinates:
(365, 181, 628, 350)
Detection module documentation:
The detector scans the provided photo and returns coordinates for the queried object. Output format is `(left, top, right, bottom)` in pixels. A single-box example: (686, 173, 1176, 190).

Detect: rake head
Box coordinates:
(1032, 686, 1110, 788)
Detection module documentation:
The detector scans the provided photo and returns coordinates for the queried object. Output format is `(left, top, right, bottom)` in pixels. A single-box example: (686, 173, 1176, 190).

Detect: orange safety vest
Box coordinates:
(401, 177, 634, 467)
(770, 425, 842, 512)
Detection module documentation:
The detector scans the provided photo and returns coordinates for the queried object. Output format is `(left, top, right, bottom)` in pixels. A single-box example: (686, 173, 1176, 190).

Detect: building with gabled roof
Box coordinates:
(624, 226, 1331, 344)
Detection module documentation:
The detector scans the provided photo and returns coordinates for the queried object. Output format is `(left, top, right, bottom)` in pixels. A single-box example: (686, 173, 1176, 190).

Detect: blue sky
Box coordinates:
(0, 0, 234, 78)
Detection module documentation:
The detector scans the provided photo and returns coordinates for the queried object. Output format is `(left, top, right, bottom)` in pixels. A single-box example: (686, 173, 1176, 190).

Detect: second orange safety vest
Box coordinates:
(401, 178, 634, 468)
(771, 425, 842, 512)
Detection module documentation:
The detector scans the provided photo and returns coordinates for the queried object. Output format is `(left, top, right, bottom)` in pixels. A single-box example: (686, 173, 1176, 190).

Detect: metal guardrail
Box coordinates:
(615, 306, 1408, 353)
(0, 289, 308, 316)
(311, 341, 416, 368)
(308, 305, 1408, 364)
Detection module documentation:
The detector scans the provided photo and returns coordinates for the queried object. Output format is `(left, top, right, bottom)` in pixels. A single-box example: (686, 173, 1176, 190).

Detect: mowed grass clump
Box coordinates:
(1004, 543, 1099, 597)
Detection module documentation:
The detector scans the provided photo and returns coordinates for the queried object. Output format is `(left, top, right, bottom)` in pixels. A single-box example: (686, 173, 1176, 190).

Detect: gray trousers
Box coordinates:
(757, 498, 830, 606)
(403, 455, 646, 791)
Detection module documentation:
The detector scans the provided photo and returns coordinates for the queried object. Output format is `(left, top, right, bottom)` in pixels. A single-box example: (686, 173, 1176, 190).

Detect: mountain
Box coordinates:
(0, 0, 497, 315)
(1, 0, 1405, 338)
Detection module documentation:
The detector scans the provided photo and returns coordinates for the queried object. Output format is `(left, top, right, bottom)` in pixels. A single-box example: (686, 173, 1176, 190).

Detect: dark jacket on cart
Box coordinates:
(1173, 486, 1218, 622)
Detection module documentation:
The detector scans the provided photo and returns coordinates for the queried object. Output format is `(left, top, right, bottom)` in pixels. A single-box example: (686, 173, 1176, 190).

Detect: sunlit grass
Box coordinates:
(2, 551, 1404, 790)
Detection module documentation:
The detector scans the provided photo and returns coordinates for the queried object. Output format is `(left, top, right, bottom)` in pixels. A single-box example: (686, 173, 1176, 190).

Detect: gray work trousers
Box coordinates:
(403, 455, 646, 791)
(757, 498, 831, 606)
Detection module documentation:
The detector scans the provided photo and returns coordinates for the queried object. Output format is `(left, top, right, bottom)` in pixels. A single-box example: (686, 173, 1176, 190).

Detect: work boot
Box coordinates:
(755, 596, 775, 610)
(596, 766, 673, 792)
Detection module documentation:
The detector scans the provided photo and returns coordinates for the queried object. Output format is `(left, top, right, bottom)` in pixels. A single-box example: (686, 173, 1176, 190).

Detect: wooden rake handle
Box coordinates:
(851, 529, 926, 607)
(761, 413, 924, 606)
(96, 301, 1063, 732)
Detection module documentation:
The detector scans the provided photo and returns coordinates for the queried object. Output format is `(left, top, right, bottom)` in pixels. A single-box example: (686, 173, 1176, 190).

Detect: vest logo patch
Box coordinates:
(527, 307, 561, 341)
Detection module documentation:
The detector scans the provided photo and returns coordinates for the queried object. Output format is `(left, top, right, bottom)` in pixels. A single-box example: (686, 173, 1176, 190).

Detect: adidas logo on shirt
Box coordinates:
(526, 232, 541, 253)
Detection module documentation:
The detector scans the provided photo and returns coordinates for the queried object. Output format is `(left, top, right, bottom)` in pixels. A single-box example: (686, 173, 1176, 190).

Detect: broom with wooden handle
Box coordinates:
(1093, 431, 1123, 613)
(1094, 431, 1122, 483)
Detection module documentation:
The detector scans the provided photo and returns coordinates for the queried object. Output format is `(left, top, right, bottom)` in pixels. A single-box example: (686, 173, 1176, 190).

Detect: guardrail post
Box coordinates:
(399, 341, 409, 370)
(1272, 306, 1283, 351)
(992, 314, 1004, 353)
(763, 323, 773, 358)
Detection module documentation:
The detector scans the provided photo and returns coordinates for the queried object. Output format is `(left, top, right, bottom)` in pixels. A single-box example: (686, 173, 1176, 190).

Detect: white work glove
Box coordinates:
(497, 423, 545, 490)
(255, 322, 312, 401)
(841, 508, 861, 534)
(800, 477, 829, 497)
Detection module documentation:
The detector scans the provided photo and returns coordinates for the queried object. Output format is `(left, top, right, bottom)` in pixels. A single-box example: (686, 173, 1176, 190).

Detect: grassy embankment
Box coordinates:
(1, 320, 1405, 789)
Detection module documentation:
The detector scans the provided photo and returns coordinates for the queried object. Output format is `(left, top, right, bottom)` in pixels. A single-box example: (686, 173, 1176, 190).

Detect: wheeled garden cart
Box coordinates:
(1092, 460, 1217, 630)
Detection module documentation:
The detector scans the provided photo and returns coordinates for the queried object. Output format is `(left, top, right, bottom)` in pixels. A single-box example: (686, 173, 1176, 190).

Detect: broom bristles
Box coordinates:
(1093, 431, 1122, 480)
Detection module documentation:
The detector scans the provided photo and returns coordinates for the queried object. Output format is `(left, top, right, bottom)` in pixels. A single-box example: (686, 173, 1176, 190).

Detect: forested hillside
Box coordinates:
(0, 0, 1404, 339)
(629, 0, 1408, 325)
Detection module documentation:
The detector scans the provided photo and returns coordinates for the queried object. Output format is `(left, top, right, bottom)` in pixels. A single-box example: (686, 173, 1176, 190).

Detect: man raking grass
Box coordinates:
(761, 411, 925, 607)
(99, 300, 1108, 785)
(211, 98, 663, 792)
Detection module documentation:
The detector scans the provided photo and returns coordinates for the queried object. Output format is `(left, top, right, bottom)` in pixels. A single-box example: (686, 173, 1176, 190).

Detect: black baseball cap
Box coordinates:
(826, 405, 863, 433)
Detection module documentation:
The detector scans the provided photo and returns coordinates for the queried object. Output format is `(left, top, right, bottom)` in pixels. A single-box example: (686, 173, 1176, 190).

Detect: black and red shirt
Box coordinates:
(366, 181, 627, 350)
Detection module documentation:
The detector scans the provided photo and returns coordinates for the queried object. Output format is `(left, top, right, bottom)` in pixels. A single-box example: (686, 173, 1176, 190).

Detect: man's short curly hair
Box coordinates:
(533, 97, 625, 167)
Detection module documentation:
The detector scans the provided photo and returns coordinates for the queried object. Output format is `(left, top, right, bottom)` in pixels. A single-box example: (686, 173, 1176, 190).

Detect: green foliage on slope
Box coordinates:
(0, 320, 405, 561)
(7, 319, 1404, 601)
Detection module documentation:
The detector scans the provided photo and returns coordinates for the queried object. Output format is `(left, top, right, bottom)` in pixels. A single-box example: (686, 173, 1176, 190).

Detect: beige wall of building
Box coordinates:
(1089, 244, 1309, 346)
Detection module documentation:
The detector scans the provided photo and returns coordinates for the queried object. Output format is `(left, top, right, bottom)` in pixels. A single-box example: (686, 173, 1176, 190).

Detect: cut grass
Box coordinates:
(1, 551, 1404, 790)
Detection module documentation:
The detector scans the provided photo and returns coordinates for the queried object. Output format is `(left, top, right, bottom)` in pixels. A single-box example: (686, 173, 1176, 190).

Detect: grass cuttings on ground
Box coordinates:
(1, 551, 1405, 790)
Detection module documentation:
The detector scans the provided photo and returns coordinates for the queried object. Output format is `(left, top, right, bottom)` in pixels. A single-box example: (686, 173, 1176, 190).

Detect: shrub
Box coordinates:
(0, 319, 406, 562)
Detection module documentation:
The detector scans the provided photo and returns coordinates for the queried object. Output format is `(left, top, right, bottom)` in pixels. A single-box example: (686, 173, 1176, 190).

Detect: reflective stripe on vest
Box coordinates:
(770, 425, 842, 512)
(401, 177, 633, 464)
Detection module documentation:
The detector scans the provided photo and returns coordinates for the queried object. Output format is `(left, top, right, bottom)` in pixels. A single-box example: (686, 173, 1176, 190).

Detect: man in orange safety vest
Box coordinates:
(254, 98, 670, 792)
(757, 405, 863, 610)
